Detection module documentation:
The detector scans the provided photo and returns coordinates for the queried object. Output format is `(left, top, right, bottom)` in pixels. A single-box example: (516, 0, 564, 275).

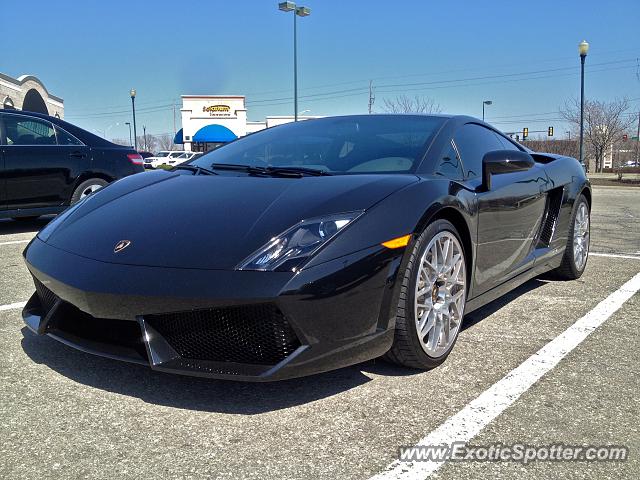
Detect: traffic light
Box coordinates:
(622, 134, 628, 141)
(548, 126, 554, 137)
(523, 128, 528, 139)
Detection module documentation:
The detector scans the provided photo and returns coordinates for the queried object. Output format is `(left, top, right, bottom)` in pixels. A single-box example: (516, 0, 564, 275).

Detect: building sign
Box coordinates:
(203, 104, 232, 117)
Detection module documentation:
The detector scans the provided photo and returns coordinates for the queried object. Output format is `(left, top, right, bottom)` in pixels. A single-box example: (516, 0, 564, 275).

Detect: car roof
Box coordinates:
(0, 108, 123, 148)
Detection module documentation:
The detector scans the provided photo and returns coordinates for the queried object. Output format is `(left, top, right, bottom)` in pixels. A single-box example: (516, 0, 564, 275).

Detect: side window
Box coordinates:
(435, 140, 464, 180)
(494, 132, 521, 151)
(453, 124, 504, 179)
(54, 125, 83, 146)
(3, 115, 56, 146)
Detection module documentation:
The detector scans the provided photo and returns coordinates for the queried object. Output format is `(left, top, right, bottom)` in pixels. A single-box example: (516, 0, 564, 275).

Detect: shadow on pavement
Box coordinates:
(20, 326, 377, 414)
(461, 278, 548, 332)
(19, 278, 547, 413)
(0, 216, 53, 236)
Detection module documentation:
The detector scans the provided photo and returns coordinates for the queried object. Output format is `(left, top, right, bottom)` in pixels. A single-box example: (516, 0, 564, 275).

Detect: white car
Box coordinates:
(175, 151, 203, 162)
(144, 151, 185, 169)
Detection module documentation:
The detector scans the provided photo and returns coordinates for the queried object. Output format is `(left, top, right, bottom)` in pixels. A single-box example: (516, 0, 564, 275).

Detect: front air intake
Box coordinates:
(33, 277, 59, 315)
(145, 304, 301, 365)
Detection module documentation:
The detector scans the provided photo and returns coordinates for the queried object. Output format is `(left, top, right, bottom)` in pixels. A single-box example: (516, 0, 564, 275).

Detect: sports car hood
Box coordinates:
(42, 171, 418, 270)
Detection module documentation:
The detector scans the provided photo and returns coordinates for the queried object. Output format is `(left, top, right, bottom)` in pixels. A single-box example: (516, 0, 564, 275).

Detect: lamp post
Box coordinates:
(578, 40, 589, 167)
(130, 88, 138, 150)
(125, 122, 132, 147)
(143, 125, 147, 151)
(482, 100, 492, 121)
(278, 2, 311, 122)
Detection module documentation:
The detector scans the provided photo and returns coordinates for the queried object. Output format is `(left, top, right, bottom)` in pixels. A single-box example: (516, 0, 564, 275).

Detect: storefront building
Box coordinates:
(176, 95, 318, 152)
(0, 72, 64, 118)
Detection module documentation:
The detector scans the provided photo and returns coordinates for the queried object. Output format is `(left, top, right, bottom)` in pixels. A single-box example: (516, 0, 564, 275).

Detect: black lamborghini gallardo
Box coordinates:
(22, 115, 591, 381)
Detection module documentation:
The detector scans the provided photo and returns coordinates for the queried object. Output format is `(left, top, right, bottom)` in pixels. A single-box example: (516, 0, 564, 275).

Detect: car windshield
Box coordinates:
(191, 115, 446, 174)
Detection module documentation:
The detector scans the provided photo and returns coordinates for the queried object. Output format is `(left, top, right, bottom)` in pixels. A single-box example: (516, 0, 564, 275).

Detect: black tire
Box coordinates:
(554, 194, 590, 280)
(70, 178, 108, 205)
(385, 219, 467, 369)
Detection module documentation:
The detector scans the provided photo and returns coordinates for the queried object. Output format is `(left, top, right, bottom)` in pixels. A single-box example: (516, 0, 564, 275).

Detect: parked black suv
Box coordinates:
(0, 109, 144, 220)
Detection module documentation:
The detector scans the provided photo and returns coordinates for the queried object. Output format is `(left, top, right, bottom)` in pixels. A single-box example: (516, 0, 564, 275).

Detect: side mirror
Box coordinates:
(482, 150, 535, 190)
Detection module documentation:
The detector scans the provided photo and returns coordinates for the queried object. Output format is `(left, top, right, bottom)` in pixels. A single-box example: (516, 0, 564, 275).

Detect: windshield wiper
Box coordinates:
(210, 163, 332, 177)
(171, 164, 218, 175)
(210, 163, 269, 175)
(265, 166, 332, 176)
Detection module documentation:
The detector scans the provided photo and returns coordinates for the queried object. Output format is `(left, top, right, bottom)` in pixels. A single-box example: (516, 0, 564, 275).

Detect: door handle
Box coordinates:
(69, 151, 87, 159)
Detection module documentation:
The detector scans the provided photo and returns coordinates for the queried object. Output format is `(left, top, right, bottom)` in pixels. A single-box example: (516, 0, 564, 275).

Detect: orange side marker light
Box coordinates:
(381, 234, 411, 249)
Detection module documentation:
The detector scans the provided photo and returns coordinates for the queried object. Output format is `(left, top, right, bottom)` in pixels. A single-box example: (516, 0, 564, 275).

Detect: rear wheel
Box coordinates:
(554, 194, 590, 279)
(385, 220, 467, 369)
(71, 178, 108, 205)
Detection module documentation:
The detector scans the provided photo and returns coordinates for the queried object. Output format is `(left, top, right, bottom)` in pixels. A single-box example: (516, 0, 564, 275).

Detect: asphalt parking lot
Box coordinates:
(1, 185, 638, 480)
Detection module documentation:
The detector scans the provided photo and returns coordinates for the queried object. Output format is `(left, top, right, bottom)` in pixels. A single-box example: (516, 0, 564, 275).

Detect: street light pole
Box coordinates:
(125, 122, 132, 147)
(278, 2, 311, 122)
(130, 89, 138, 151)
(482, 100, 492, 121)
(143, 125, 147, 151)
(578, 40, 589, 168)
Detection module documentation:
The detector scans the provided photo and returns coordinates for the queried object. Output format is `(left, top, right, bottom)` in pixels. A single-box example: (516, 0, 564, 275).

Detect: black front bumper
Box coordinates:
(23, 237, 404, 381)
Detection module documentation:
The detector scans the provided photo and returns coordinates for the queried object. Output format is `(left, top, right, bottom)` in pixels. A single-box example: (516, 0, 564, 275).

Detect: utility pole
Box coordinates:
(636, 111, 640, 165)
(173, 103, 177, 139)
(143, 125, 147, 151)
(368, 80, 375, 114)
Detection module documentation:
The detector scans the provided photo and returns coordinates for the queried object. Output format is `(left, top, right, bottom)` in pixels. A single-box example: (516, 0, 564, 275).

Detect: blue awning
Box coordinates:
(192, 124, 237, 143)
(173, 128, 183, 144)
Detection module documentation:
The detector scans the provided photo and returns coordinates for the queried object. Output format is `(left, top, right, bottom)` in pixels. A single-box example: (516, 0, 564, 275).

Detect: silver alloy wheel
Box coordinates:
(414, 231, 466, 357)
(573, 202, 590, 271)
(80, 184, 103, 200)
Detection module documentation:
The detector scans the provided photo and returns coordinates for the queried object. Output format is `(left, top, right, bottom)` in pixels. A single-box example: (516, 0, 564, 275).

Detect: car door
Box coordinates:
(455, 123, 549, 295)
(2, 112, 89, 210)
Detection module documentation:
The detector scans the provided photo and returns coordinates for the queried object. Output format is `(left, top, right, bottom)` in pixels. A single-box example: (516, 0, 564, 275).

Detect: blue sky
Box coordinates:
(2, 0, 639, 141)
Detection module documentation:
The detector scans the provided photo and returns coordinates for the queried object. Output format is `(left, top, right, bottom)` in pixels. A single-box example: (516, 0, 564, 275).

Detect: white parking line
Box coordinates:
(0, 301, 27, 312)
(591, 252, 640, 260)
(0, 239, 31, 246)
(370, 270, 640, 480)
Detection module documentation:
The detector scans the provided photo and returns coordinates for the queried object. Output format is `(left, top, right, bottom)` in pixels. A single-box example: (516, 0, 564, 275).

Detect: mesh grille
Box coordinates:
(145, 304, 301, 365)
(34, 277, 58, 315)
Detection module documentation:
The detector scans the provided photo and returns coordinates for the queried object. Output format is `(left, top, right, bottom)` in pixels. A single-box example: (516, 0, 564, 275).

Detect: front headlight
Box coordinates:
(237, 211, 363, 272)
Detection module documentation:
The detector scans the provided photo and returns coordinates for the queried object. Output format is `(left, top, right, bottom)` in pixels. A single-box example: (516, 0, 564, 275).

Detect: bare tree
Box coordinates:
(522, 139, 579, 159)
(136, 134, 159, 153)
(156, 133, 179, 151)
(560, 98, 634, 172)
(382, 95, 442, 114)
(110, 138, 130, 147)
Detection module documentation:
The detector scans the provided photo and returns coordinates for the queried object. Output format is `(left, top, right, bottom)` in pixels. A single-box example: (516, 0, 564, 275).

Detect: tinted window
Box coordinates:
(494, 132, 521, 151)
(453, 124, 504, 179)
(435, 140, 464, 180)
(54, 125, 84, 146)
(4, 115, 56, 146)
(192, 115, 446, 174)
